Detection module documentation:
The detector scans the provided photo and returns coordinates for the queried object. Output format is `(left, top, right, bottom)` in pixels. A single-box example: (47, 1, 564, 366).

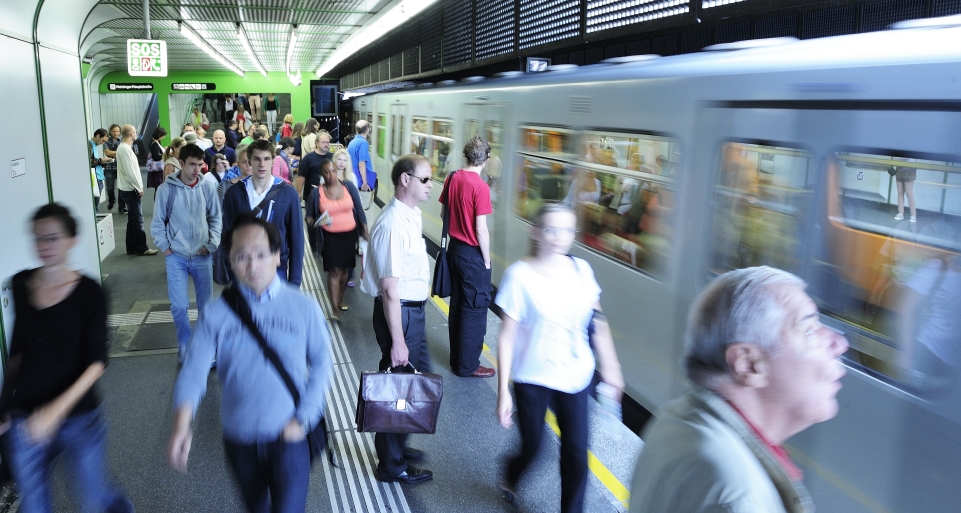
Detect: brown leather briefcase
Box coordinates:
(355, 366, 443, 434)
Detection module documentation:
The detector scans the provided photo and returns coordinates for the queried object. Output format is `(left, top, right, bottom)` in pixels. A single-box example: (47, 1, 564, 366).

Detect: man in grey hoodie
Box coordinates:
(151, 143, 222, 363)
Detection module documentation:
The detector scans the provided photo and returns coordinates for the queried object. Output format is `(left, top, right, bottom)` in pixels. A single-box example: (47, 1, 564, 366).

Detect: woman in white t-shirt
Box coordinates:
(494, 203, 624, 513)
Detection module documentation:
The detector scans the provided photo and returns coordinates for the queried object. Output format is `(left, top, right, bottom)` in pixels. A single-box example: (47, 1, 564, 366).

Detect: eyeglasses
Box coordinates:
(405, 173, 431, 184)
(541, 227, 577, 236)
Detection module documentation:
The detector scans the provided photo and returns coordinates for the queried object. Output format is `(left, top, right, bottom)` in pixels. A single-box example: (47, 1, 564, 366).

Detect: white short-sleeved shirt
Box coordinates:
(495, 257, 600, 393)
(361, 197, 430, 301)
(906, 257, 961, 364)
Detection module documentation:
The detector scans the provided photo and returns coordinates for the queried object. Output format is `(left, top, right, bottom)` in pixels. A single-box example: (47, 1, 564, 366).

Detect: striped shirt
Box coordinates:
(361, 197, 430, 301)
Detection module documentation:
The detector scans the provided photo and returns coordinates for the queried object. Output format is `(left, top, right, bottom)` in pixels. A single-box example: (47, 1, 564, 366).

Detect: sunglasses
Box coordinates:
(405, 172, 431, 184)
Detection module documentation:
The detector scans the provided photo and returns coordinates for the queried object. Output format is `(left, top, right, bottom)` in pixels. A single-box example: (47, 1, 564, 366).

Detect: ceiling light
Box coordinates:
(286, 25, 298, 77)
(179, 21, 244, 76)
(315, 0, 439, 77)
(237, 23, 267, 76)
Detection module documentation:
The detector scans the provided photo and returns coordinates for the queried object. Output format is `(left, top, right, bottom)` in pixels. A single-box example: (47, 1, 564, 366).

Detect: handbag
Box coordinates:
(431, 171, 457, 298)
(222, 285, 336, 466)
(355, 364, 443, 434)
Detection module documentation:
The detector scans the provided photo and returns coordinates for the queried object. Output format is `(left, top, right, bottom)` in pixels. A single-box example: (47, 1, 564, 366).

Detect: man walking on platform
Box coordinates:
(205, 129, 237, 169)
(169, 215, 332, 513)
(348, 120, 375, 193)
(151, 143, 222, 364)
(103, 124, 125, 212)
(361, 155, 435, 485)
(222, 139, 304, 286)
(117, 124, 158, 256)
(441, 136, 495, 378)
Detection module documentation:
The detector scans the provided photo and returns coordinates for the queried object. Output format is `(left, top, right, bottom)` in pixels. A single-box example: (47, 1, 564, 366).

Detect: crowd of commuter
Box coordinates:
(0, 115, 852, 513)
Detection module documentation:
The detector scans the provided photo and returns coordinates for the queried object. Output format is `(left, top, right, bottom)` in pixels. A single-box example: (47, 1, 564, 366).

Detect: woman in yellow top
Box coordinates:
(305, 161, 368, 320)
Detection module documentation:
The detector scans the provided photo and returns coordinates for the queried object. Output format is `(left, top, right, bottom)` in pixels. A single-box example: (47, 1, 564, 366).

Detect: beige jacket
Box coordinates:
(628, 386, 814, 513)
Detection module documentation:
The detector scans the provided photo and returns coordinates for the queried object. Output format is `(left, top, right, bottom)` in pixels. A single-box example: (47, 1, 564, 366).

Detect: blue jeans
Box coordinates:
(2, 408, 134, 513)
(164, 253, 213, 360)
(223, 437, 309, 513)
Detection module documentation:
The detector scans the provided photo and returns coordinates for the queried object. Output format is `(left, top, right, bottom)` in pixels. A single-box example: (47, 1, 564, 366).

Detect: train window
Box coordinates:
(390, 113, 405, 158)
(514, 156, 576, 219)
(431, 120, 454, 181)
(367, 113, 373, 125)
(411, 117, 429, 156)
(709, 142, 813, 274)
(516, 126, 678, 277)
(483, 121, 504, 205)
(376, 114, 386, 159)
(465, 119, 479, 140)
(580, 132, 679, 175)
(811, 150, 961, 391)
(520, 126, 577, 158)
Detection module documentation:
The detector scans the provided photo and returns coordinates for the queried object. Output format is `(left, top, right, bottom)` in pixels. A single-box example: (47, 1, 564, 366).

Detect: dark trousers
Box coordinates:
(118, 190, 148, 254)
(372, 298, 431, 477)
(447, 238, 492, 376)
(506, 383, 589, 513)
(103, 170, 124, 209)
(223, 437, 310, 513)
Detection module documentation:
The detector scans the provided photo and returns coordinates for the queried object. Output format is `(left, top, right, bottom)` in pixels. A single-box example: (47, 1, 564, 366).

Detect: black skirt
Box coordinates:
(319, 228, 358, 271)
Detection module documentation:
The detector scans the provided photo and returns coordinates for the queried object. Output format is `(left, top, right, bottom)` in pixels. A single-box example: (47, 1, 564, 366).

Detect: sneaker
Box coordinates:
(894, 214, 904, 221)
(119, 208, 128, 214)
(346, 280, 355, 288)
(141, 249, 159, 256)
(910, 215, 917, 223)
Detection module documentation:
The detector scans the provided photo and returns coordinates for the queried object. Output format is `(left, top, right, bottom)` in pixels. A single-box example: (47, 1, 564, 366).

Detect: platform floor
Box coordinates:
(24, 172, 642, 512)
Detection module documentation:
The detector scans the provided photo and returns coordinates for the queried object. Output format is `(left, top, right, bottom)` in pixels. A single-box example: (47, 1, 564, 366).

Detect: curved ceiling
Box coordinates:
(78, 0, 393, 76)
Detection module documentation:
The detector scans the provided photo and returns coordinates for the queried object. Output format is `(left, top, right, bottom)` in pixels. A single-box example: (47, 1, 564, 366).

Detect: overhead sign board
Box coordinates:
(172, 83, 217, 91)
(526, 57, 551, 73)
(108, 83, 153, 91)
(127, 39, 167, 77)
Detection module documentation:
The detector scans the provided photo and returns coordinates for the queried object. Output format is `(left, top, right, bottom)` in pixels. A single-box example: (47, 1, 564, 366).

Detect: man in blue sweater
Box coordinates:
(221, 139, 304, 286)
(169, 215, 332, 512)
(150, 143, 222, 363)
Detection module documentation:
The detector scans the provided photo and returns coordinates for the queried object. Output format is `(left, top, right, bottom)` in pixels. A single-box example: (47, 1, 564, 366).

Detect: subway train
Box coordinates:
(350, 16, 961, 513)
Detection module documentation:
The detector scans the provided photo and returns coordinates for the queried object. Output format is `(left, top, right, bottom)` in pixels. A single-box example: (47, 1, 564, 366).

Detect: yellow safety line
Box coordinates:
(545, 410, 631, 508)
(430, 295, 630, 508)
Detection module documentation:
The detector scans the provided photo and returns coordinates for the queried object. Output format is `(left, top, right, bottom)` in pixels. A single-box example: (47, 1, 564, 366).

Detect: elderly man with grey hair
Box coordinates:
(628, 266, 848, 513)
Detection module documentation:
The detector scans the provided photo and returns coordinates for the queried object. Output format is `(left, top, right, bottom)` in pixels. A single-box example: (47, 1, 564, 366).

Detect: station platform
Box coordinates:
(29, 177, 643, 512)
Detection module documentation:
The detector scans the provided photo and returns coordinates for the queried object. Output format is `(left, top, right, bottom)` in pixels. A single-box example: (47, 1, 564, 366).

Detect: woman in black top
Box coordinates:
(0, 203, 133, 513)
(147, 126, 167, 191)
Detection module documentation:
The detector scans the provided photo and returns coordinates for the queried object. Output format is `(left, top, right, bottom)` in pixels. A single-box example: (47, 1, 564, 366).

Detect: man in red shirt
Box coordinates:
(439, 137, 496, 378)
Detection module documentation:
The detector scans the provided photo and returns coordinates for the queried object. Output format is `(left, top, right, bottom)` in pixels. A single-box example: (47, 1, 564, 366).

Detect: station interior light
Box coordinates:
(237, 23, 267, 77)
(179, 21, 244, 76)
(286, 25, 301, 86)
(315, 0, 439, 77)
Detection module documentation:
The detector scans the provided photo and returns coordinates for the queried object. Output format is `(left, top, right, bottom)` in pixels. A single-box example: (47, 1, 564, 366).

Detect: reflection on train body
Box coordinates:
(710, 143, 961, 395)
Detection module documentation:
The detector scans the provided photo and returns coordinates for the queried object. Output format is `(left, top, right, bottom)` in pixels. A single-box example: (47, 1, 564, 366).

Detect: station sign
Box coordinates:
(172, 83, 217, 91)
(127, 39, 167, 77)
(526, 57, 551, 72)
(108, 83, 154, 91)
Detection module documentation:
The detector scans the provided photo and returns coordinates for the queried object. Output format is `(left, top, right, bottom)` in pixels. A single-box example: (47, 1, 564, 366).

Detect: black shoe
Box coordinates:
(376, 465, 432, 484)
(403, 448, 425, 463)
(119, 208, 128, 214)
(107, 203, 114, 211)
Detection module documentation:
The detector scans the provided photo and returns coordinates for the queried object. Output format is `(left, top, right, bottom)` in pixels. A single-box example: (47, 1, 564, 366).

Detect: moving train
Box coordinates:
(350, 16, 961, 512)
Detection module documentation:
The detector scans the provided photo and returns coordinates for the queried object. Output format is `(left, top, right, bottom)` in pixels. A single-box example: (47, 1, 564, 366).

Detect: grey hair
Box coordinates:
(684, 266, 805, 386)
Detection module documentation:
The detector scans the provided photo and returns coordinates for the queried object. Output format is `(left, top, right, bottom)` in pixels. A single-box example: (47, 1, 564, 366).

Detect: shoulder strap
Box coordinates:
(252, 183, 285, 218)
(164, 185, 177, 227)
(222, 285, 301, 407)
(440, 171, 457, 245)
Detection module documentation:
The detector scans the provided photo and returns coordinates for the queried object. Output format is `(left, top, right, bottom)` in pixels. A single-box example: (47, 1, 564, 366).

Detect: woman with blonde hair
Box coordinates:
(162, 137, 186, 181)
(332, 148, 357, 186)
(281, 114, 294, 139)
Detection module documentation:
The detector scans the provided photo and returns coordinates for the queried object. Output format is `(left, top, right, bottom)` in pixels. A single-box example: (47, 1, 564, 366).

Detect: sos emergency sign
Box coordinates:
(127, 39, 167, 77)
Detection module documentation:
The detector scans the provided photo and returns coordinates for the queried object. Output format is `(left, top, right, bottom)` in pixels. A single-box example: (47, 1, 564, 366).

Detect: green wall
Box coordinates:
(97, 70, 316, 145)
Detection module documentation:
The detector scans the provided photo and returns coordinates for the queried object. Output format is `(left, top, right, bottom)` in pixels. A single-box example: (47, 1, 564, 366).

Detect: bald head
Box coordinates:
(212, 129, 226, 148)
(121, 124, 136, 142)
(355, 120, 370, 136)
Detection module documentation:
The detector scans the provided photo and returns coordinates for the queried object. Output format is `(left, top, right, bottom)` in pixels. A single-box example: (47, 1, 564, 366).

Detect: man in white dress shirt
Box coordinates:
(361, 154, 435, 485)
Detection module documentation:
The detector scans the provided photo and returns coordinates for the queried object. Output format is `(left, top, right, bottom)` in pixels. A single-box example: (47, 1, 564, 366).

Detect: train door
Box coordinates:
(461, 103, 511, 279)
(382, 103, 407, 200)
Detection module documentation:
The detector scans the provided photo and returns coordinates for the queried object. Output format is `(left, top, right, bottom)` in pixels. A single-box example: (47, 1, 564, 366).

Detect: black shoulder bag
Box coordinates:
(222, 285, 336, 466)
(431, 171, 457, 298)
